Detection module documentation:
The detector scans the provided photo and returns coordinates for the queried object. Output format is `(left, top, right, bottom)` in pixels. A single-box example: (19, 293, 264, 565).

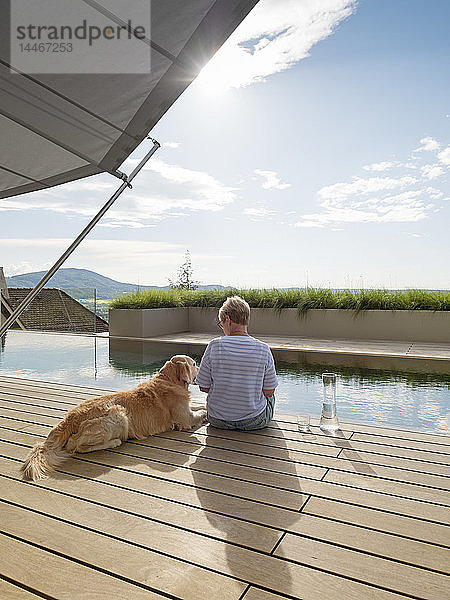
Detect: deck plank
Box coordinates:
(0, 534, 169, 600)
(285, 512, 450, 573)
(0, 375, 112, 395)
(0, 388, 100, 406)
(323, 470, 450, 505)
(0, 394, 75, 410)
(351, 432, 450, 455)
(0, 408, 57, 428)
(275, 533, 448, 600)
(0, 417, 41, 433)
(0, 579, 44, 600)
(276, 414, 450, 445)
(302, 496, 450, 547)
(242, 589, 288, 600)
(0, 400, 69, 418)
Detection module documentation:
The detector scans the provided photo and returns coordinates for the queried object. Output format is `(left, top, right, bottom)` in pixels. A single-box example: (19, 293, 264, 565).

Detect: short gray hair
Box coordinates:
(219, 295, 250, 325)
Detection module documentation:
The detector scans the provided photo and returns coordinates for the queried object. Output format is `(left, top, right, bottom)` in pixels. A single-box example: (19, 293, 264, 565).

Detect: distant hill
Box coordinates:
(5, 268, 225, 300)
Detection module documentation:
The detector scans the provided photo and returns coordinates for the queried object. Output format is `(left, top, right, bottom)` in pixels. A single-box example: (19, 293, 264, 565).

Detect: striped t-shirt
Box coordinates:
(195, 336, 278, 421)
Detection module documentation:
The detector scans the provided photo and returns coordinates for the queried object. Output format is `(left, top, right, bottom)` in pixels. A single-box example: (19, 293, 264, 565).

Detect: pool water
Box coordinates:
(1, 331, 449, 434)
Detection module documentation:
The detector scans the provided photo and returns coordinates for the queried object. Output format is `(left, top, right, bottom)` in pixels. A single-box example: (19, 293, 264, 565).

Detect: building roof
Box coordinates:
(2, 288, 108, 333)
(0, 266, 9, 300)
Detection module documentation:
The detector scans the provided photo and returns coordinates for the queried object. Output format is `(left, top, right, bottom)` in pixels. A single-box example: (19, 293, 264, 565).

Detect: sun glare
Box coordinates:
(195, 58, 231, 96)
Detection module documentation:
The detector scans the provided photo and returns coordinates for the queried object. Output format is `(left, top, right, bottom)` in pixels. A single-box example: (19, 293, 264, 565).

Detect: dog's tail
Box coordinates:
(20, 427, 70, 482)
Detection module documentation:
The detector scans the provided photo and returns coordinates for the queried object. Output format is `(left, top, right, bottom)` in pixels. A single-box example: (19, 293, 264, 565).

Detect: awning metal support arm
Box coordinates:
(0, 138, 160, 337)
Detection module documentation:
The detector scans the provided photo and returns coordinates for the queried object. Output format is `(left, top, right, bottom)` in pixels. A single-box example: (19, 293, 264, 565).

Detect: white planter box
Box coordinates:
(109, 307, 449, 343)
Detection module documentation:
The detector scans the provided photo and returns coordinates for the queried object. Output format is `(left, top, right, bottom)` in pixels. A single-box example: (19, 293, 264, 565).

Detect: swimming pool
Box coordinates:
(1, 331, 449, 434)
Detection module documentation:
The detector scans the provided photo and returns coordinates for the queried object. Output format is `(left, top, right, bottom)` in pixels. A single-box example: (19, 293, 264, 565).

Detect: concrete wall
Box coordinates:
(187, 307, 449, 343)
(109, 308, 188, 338)
(110, 307, 450, 343)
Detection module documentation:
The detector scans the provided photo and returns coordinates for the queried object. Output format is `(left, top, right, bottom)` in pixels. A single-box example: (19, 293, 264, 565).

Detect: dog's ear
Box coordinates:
(171, 356, 192, 388)
(176, 360, 192, 388)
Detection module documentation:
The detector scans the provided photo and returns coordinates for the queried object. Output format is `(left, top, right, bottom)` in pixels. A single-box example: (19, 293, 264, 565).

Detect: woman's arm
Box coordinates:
(195, 344, 212, 394)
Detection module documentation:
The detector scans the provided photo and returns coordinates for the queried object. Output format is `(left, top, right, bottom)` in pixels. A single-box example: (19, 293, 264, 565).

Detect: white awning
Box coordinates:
(0, 0, 258, 199)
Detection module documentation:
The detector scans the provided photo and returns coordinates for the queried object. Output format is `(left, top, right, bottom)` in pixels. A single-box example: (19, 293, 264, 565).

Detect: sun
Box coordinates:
(195, 58, 231, 96)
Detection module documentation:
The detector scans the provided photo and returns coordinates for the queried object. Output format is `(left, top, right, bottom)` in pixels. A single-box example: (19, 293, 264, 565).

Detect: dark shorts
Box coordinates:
(207, 395, 275, 431)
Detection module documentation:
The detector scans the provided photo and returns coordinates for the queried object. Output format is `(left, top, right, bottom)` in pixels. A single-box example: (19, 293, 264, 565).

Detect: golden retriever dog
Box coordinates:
(21, 355, 206, 482)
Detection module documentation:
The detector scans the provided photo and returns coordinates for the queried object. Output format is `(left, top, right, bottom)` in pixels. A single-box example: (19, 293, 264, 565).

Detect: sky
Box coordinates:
(1, 0, 449, 289)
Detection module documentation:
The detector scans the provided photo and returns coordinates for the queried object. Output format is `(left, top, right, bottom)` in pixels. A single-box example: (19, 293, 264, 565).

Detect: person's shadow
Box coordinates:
(190, 420, 307, 597)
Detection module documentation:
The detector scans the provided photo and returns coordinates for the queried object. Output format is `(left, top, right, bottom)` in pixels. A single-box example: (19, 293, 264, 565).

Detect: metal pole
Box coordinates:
(0, 139, 160, 337)
(93, 287, 97, 335)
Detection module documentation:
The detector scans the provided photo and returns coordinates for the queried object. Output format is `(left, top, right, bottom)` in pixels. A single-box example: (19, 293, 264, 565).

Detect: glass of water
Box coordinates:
(297, 414, 310, 432)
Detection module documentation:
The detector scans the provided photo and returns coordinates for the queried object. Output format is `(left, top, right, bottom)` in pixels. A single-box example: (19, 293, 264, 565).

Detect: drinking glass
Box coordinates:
(297, 414, 310, 432)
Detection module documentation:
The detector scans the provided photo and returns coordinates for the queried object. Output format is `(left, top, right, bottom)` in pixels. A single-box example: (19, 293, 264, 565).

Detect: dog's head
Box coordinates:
(159, 355, 198, 389)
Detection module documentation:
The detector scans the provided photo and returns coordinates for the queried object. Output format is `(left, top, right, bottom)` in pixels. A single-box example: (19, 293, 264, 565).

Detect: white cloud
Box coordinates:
(317, 176, 418, 202)
(162, 142, 181, 148)
(196, 0, 357, 91)
(426, 187, 444, 200)
(362, 161, 397, 172)
(145, 158, 237, 209)
(97, 220, 155, 229)
(421, 164, 445, 180)
(294, 140, 448, 229)
(437, 146, 450, 165)
(294, 220, 324, 228)
(0, 157, 238, 229)
(295, 135, 449, 229)
(415, 136, 441, 152)
(244, 207, 277, 218)
(295, 187, 433, 228)
(3, 261, 50, 277)
(0, 238, 180, 253)
(0, 238, 71, 249)
(254, 169, 291, 190)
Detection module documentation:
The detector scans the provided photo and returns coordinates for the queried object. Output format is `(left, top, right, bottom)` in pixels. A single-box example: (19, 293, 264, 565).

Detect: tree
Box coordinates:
(168, 250, 199, 290)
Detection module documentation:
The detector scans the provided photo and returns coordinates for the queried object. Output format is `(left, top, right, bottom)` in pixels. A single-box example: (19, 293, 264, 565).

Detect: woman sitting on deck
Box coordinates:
(195, 295, 278, 430)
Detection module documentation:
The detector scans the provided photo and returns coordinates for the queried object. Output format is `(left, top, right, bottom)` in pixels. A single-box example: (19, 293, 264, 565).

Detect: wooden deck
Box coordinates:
(0, 375, 449, 600)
